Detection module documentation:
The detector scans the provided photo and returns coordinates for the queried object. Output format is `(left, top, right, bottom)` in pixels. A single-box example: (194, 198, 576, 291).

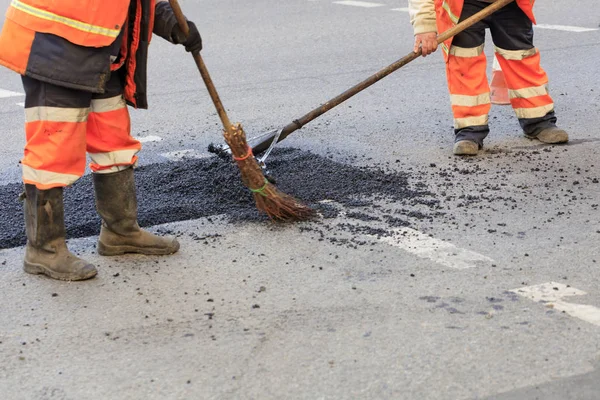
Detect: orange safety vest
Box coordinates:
(6, 0, 130, 47)
(0, 0, 156, 108)
(435, 0, 536, 61)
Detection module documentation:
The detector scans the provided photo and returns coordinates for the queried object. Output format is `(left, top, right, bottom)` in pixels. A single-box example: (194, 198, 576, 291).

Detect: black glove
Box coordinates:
(171, 21, 202, 54)
(153, 2, 202, 53)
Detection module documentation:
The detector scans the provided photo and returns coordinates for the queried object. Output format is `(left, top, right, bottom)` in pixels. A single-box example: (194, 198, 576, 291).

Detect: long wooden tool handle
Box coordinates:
(271, 0, 514, 146)
(169, 0, 233, 130)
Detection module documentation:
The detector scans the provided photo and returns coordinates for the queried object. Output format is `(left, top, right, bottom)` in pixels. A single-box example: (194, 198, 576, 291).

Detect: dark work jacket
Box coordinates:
(0, 0, 179, 109)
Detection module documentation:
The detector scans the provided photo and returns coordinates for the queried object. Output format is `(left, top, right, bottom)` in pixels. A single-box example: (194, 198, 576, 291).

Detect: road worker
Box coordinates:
(408, 0, 569, 155)
(0, 0, 202, 280)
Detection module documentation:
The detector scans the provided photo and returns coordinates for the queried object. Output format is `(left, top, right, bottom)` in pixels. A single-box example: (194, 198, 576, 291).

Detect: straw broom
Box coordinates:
(169, 0, 314, 221)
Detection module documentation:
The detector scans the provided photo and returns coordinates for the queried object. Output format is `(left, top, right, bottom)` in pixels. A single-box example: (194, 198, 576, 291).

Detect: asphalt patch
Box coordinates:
(0, 148, 436, 249)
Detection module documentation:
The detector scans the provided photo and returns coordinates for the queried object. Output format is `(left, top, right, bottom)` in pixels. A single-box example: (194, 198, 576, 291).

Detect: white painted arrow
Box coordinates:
(511, 282, 600, 327)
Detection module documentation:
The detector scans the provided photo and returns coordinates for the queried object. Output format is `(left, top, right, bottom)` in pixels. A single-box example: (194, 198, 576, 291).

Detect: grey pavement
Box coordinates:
(1, 0, 600, 399)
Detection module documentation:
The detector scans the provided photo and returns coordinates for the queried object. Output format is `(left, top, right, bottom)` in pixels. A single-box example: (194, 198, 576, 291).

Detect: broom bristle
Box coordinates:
(223, 123, 314, 221)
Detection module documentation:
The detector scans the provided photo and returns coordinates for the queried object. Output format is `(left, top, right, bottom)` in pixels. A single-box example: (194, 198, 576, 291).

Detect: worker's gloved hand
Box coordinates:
(414, 32, 438, 57)
(171, 21, 202, 54)
(153, 2, 202, 53)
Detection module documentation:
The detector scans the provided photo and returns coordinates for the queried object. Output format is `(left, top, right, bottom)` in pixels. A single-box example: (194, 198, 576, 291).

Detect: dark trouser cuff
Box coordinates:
(519, 111, 558, 137)
(454, 125, 489, 148)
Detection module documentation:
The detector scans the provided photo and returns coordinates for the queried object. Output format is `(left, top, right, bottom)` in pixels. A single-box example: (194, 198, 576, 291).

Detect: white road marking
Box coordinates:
(391, 7, 410, 12)
(0, 89, 23, 98)
(379, 228, 495, 269)
(161, 149, 210, 162)
(535, 24, 599, 33)
(511, 282, 600, 327)
(16, 102, 25, 107)
(318, 200, 494, 270)
(136, 135, 163, 143)
(333, 1, 384, 8)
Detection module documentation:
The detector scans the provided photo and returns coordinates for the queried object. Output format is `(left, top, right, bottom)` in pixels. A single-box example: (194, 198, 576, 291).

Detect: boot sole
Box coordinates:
(453, 149, 478, 156)
(23, 261, 98, 281)
(97, 242, 180, 256)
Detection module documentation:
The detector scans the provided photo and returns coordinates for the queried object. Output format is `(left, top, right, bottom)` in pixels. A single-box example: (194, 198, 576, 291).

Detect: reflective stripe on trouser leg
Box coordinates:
(21, 76, 91, 189)
(494, 46, 557, 136)
(446, 45, 490, 147)
(86, 94, 141, 174)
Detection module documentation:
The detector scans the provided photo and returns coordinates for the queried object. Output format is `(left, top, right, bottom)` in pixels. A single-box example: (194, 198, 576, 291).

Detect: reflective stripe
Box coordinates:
(449, 44, 485, 58)
(88, 149, 139, 168)
(514, 104, 554, 119)
(92, 164, 136, 174)
(22, 164, 79, 187)
(10, 0, 120, 39)
(441, 43, 449, 55)
(454, 114, 489, 129)
(494, 46, 537, 61)
(450, 93, 491, 107)
(509, 84, 549, 99)
(441, 0, 460, 24)
(25, 106, 89, 123)
(91, 96, 126, 113)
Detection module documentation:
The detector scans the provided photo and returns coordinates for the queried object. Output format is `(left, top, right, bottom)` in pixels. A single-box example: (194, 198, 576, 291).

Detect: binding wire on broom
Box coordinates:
(224, 123, 314, 221)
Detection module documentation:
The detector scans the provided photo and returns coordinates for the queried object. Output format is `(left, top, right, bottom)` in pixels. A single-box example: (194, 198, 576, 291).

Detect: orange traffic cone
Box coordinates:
(490, 55, 510, 105)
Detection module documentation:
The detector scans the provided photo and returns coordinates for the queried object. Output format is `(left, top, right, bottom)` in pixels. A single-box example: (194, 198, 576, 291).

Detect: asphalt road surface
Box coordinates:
(1, 1, 599, 399)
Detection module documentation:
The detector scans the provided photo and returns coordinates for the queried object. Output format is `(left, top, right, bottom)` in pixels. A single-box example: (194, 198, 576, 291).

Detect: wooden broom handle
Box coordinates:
(169, 0, 233, 130)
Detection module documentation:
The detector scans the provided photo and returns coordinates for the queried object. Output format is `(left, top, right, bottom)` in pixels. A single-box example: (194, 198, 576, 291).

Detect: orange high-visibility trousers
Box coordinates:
(494, 47, 554, 123)
(444, 0, 557, 147)
(21, 73, 141, 190)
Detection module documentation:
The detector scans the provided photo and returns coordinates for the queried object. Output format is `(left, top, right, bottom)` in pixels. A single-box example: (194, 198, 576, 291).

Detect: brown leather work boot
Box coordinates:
(453, 140, 479, 156)
(23, 185, 97, 281)
(528, 127, 569, 144)
(93, 168, 180, 256)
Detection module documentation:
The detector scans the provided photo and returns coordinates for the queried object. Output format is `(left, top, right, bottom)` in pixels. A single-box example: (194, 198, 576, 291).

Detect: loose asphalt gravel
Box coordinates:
(0, 148, 438, 249)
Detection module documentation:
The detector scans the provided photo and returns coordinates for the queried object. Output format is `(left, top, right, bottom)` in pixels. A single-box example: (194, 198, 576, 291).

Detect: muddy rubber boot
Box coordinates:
(93, 168, 180, 256)
(528, 127, 569, 144)
(23, 185, 97, 281)
(453, 140, 479, 156)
